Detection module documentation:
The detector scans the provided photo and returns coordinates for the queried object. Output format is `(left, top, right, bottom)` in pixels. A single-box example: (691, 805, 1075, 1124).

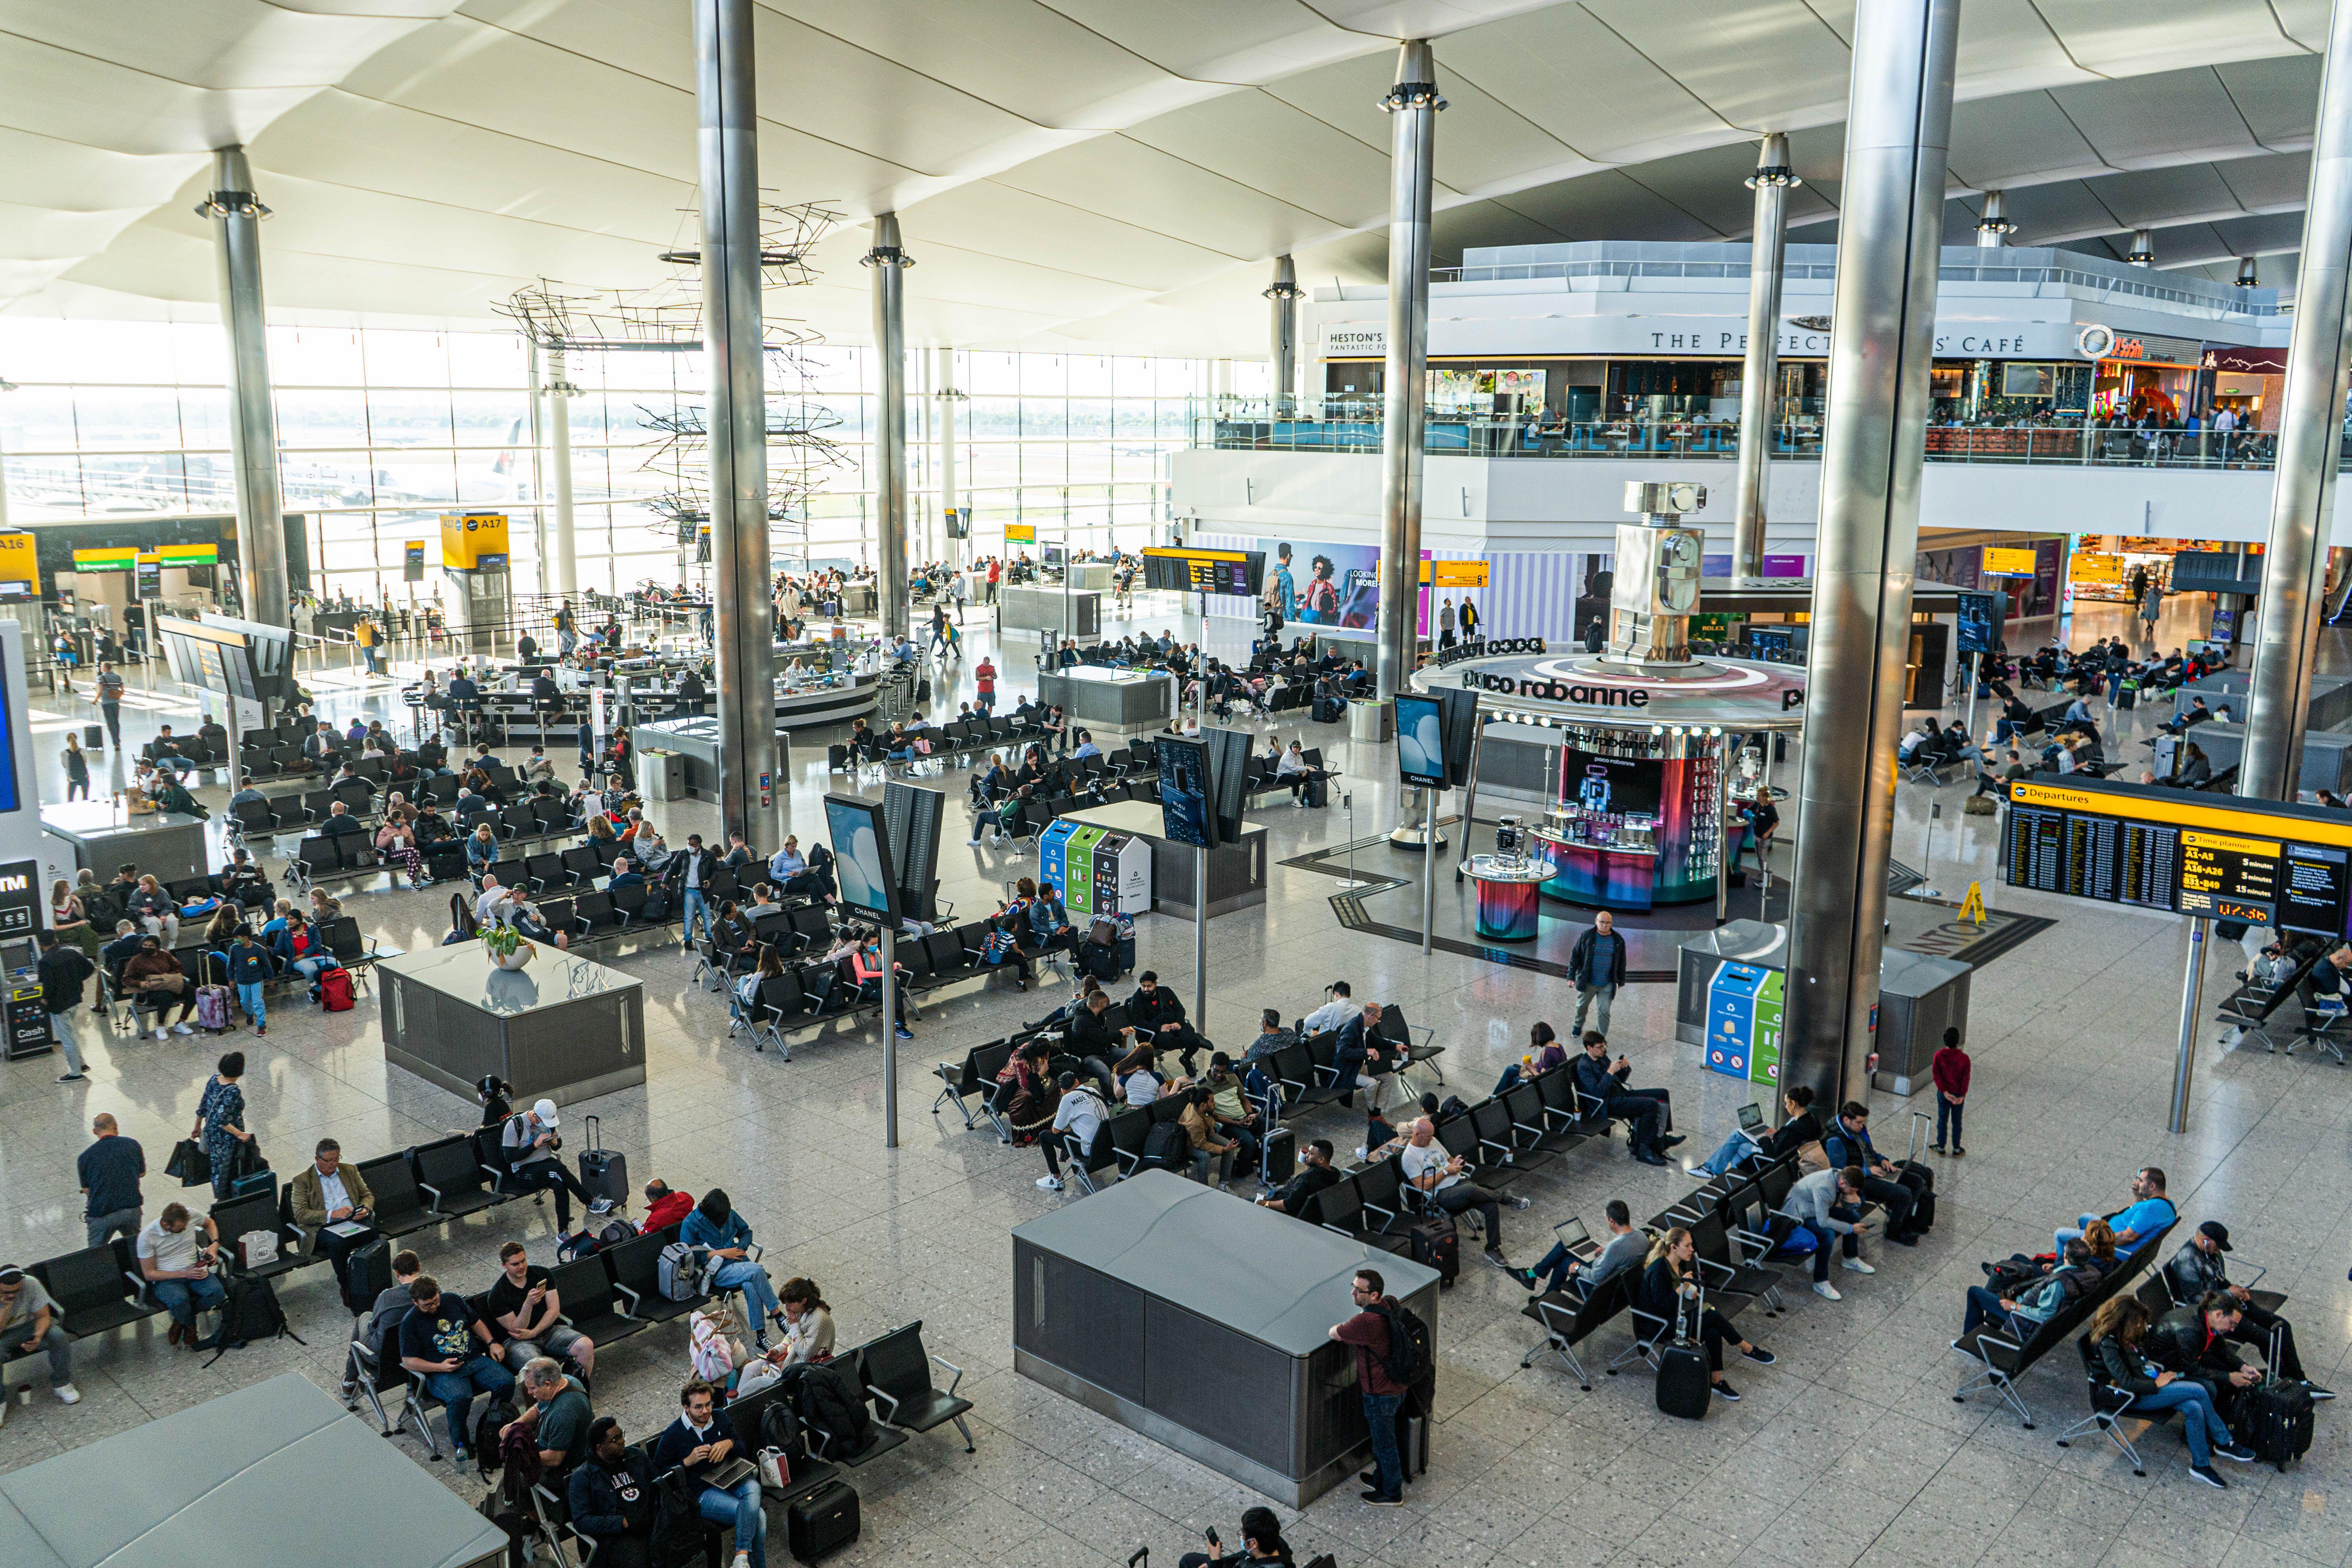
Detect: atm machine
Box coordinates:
(440, 511, 512, 657)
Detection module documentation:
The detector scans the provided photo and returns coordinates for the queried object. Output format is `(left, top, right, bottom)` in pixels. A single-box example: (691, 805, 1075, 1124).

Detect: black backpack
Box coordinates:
(1374, 1300, 1431, 1389)
(472, 1395, 520, 1478)
(760, 1398, 806, 1464)
(213, 1274, 288, 1352)
(780, 1362, 871, 1460)
(1141, 1121, 1189, 1173)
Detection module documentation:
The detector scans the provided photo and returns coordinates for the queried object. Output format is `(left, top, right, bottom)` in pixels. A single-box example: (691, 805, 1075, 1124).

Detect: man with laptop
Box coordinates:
(1515, 1198, 1647, 1301)
(652, 1378, 766, 1568)
(1685, 1086, 1822, 1179)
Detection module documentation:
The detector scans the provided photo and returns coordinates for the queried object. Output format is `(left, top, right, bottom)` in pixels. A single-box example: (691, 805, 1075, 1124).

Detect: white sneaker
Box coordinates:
(154, 1028, 169, 1041)
(53, 1383, 80, 1405)
(1353, 1146, 1368, 1160)
(172, 1023, 194, 1036)
(1035, 1176, 1063, 1191)
(1812, 1281, 1841, 1301)
(1842, 1258, 1877, 1274)
(1509, 1195, 1532, 1211)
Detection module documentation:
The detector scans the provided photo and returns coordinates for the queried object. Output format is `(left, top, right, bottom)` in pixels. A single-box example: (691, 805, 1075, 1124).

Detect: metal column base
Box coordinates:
(1389, 823, 1447, 851)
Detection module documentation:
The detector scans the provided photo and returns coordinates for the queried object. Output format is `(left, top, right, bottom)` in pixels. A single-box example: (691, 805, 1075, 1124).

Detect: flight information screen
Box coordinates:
(2004, 779, 2352, 936)
(1142, 547, 1264, 597)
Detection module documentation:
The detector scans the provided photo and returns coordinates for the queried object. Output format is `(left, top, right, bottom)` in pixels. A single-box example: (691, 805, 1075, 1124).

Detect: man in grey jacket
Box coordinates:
(1788, 1165, 1873, 1300)
(1516, 1198, 1646, 1301)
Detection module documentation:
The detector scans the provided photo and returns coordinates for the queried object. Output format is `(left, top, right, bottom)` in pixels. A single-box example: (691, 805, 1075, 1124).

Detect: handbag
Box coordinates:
(757, 1445, 791, 1491)
(227, 1137, 267, 1183)
(165, 1138, 211, 1187)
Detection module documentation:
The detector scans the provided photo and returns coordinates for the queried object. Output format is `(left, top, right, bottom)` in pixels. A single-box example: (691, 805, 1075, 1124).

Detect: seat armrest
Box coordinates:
(1693, 1256, 1737, 1286)
(1662, 1205, 1703, 1225)
(608, 1280, 643, 1317)
(932, 1354, 963, 1396)
(866, 1384, 901, 1422)
(1363, 1200, 1397, 1229)
(1477, 1136, 1513, 1160)
(416, 1179, 446, 1210)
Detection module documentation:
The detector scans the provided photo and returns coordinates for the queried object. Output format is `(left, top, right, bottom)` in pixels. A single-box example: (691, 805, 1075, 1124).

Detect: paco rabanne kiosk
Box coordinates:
(1414, 482, 1804, 928)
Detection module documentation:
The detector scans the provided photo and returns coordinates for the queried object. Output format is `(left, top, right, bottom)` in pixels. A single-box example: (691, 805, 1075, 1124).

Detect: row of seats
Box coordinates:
(7, 1125, 566, 1379)
(287, 796, 586, 887)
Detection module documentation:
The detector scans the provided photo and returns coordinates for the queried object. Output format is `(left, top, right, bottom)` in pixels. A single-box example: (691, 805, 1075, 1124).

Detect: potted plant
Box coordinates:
(483, 923, 533, 971)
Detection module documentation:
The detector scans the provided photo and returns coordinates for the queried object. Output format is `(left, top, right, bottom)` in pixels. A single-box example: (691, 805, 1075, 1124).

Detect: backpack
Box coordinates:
(1373, 1300, 1431, 1389)
(318, 967, 355, 1011)
(472, 1395, 520, 1478)
(760, 1399, 806, 1465)
(780, 1362, 870, 1460)
(214, 1274, 288, 1351)
(1140, 1121, 1189, 1173)
(658, 1241, 710, 1302)
(2011, 1271, 2073, 1326)
(366, 1299, 412, 1365)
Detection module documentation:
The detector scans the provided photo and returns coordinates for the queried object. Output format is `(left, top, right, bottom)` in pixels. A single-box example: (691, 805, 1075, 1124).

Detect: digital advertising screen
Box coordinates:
(1560, 746, 1661, 819)
(1153, 736, 1215, 848)
(1396, 694, 1446, 788)
(1955, 592, 1997, 655)
(823, 793, 901, 924)
(1256, 538, 1378, 628)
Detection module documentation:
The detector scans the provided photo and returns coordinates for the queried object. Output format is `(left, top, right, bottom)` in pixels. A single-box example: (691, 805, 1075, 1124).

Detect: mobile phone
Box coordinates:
(1205, 1528, 1221, 1549)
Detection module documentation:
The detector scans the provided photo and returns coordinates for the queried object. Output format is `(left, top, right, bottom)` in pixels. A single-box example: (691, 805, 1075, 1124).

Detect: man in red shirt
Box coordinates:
(986, 559, 1001, 603)
(1328, 1268, 1407, 1505)
(640, 1179, 695, 1233)
(1929, 1026, 1970, 1157)
(975, 657, 998, 716)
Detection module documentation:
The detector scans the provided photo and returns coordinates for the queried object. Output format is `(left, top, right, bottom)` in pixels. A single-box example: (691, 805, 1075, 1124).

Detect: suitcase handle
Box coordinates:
(584, 1112, 601, 1153)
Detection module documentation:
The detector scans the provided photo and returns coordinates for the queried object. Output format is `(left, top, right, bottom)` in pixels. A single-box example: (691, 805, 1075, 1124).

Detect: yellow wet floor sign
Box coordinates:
(1959, 881, 1987, 924)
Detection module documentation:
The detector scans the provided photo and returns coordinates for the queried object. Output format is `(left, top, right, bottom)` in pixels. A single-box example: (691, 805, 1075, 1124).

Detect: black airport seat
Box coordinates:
(28, 1239, 160, 1342)
(354, 1151, 435, 1239)
(410, 1133, 504, 1218)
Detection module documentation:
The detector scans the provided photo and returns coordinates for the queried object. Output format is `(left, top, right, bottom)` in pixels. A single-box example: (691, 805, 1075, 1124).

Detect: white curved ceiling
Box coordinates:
(0, 0, 2334, 354)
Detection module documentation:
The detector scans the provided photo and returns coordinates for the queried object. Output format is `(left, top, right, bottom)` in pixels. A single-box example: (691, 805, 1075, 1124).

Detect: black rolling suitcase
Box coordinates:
(786, 1478, 860, 1561)
(1304, 774, 1328, 809)
(1408, 1214, 1458, 1287)
(344, 1237, 393, 1316)
(2240, 1327, 2316, 1470)
(1655, 1300, 1712, 1420)
(84, 724, 104, 749)
(577, 1114, 628, 1208)
(1259, 1126, 1296, 1187)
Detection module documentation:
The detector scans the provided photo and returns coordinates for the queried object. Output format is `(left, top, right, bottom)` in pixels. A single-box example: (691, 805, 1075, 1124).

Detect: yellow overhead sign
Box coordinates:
(440, 511, 511, 570)
(0, 534, 38, 599)
(2069, 551, 2122, 584)
(1419, 560, 1490, 588)
(1982, 546, 2038, 575)
(1005, 523, 1036, 543)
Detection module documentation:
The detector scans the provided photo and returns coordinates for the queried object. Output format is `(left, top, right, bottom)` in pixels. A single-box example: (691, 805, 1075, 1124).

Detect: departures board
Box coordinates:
(1141, 547, 1264, 597)
(2004, 778, 2352, 936)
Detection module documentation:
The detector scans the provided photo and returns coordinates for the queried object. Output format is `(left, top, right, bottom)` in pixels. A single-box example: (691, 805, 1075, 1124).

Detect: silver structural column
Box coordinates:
(2170, 920, 2207, 1135)
(1732, 134, 1796, 582)
(866, 214, 914, 641)
(201, 147, 290, 636)
(1374, 41, 1443, 703)
(935, 347, 961, 572)
(2243, 0, 2352, 805)
(547, 348, 579, 597)
(696, 0, 780, 848)
(1266, 255, 1303, 417)
(1783, 0, 1960, 1118)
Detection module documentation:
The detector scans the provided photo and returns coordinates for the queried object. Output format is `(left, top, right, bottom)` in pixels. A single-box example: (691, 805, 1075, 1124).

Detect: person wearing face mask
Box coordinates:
(679, 1189, 785, 1348)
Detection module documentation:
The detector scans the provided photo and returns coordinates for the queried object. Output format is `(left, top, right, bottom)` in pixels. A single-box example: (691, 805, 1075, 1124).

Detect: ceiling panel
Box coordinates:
(1432, 6, 1726, 161)
(1579, 0, 1854, 130)
(1948, 0, 2098, 98)
(986, 137, 1340, 264)
(1491, 167, 1727, 243)
(893, 180, 1237, 293)
(1615, 139, 1839, 238)
(2216, 53, 2325, 146)
(2088, 163, 2251, 229)
(2034, 0, 2304, 77)
(1946, 93, 2109, 189)
(0, 126, 203, 213)
(2049, 67, 2267, 169)
(0, 34, 315, 156)
(1258, 48, 1586, 199)
(1020, 0, 1372, 83)
(1983, 179, 2124, 244)
(0, 0, 458, 92)
(1117, 92, 1396, 228)
(2215, 151, 2313, 211)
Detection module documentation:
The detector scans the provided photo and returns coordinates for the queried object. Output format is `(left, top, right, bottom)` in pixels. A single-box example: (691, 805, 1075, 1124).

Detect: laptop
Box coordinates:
(1551, 1216, 1599, 1262)
(1736, 1102, 1766, 1133)
(701, 1454, 758, 1490)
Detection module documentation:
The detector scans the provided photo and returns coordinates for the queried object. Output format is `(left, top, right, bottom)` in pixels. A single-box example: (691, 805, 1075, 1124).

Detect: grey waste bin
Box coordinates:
(1348, 697, 1394, 743)
(1871, 949, 1972, 1097)
(640, 749, 686, 804)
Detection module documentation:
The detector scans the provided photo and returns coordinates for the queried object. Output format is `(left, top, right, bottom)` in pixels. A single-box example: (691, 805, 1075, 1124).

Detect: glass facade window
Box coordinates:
(0, 324, 1208, 599)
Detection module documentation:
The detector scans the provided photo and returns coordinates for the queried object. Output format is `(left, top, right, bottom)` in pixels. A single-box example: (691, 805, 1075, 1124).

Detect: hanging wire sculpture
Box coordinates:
(497, 200, 847, 551)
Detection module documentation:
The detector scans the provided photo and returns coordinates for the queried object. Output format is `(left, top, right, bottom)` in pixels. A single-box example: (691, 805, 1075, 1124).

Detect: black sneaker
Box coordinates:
(2215, 1443, 2257, 1463)
(1360, 1490, 1403, 1506)
(2189, 1464, 2227, 1489)
(1659, 1134, 1687, 1151)
(1714, 1382, 1741, 1401)
(2305, 1383, 2336, 1401)
(1742, 1346, 1776, 1366)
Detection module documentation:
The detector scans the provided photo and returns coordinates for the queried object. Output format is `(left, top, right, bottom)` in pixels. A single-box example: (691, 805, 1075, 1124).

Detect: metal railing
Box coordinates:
(1196, 415, 2333, 472)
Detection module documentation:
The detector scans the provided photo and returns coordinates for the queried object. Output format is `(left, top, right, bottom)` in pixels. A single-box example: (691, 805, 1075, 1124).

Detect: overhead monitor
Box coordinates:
(2005, 776, 2352, 936)
(1981, 545, 2037, 576)
(823, 792, 902, 925)
(1395, 694, 1446, 788)
(1142, 546, 1264, 597)
(1153, 735, 1216, 847)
